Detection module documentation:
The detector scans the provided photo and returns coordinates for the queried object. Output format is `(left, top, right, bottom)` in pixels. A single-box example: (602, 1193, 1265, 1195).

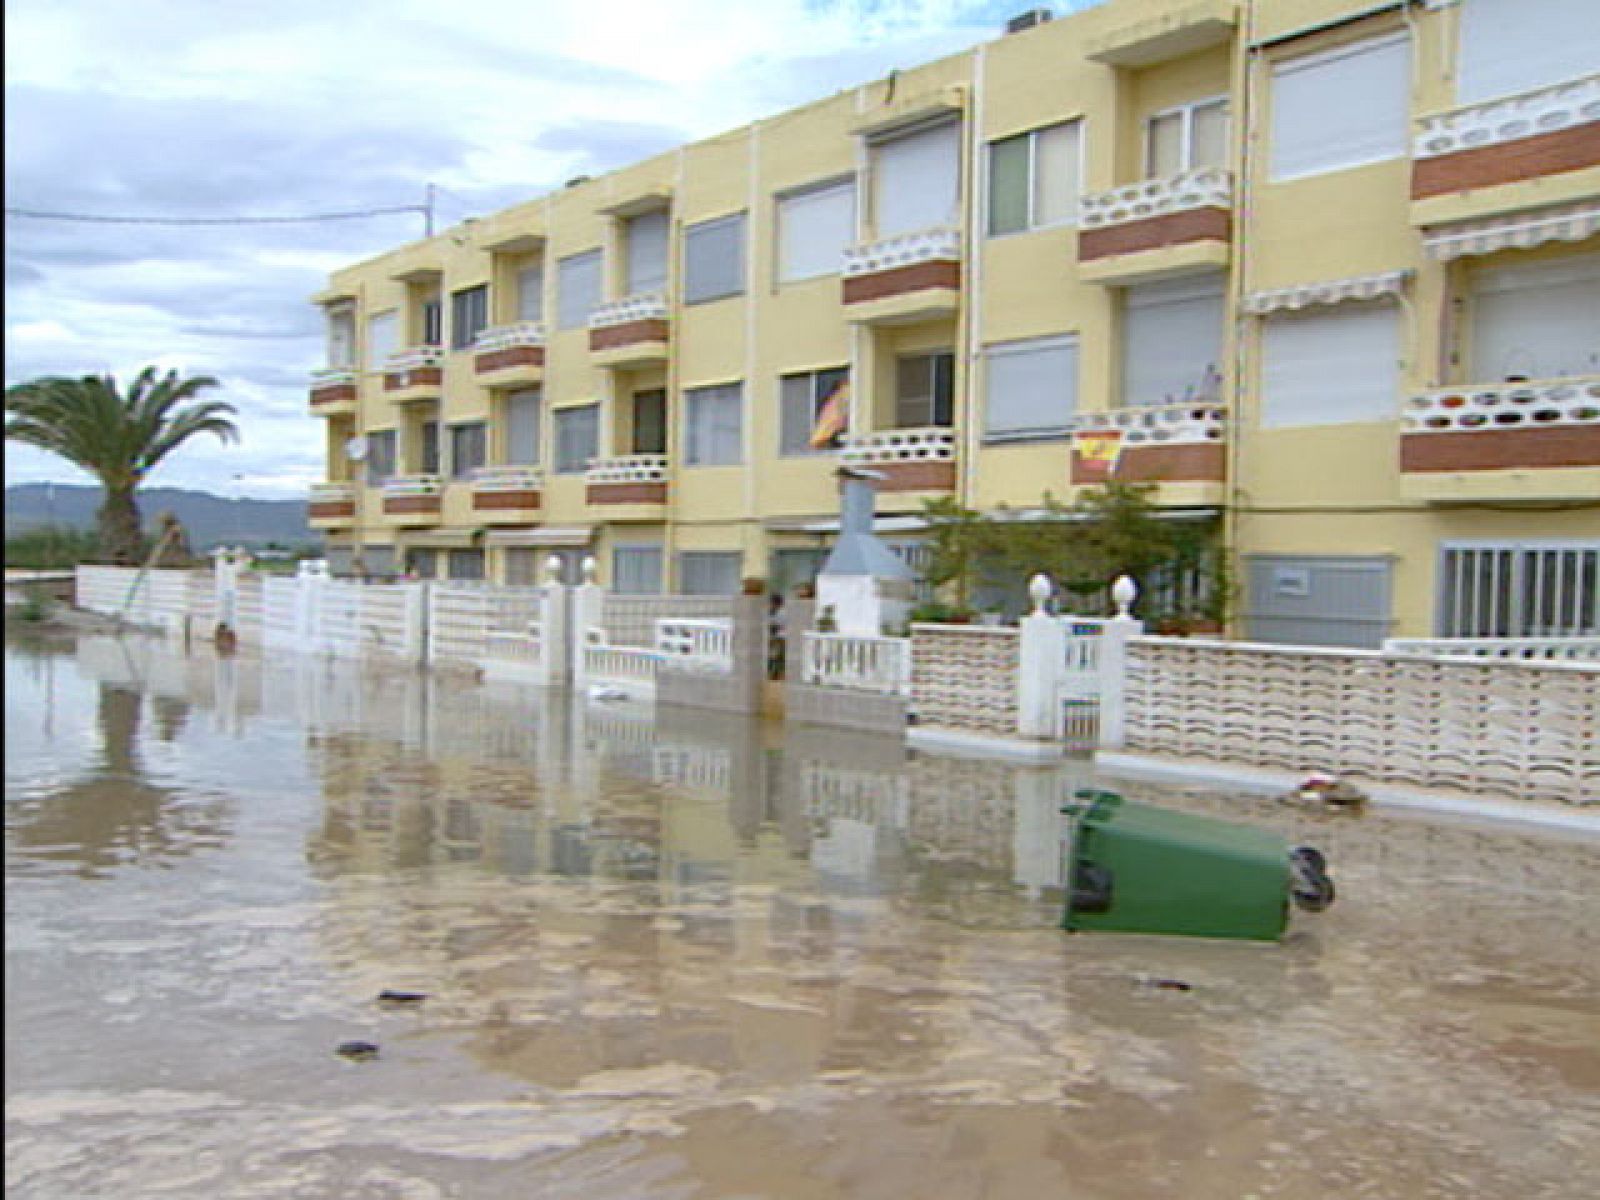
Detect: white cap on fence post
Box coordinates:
(1111, 574, 1138, 619)
(581, 556, 598, 585)
(543, 554, 563, 585)
(1028, 573, 1054, 615)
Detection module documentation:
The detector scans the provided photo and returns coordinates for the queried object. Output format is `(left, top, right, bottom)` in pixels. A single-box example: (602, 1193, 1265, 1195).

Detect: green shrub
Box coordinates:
(4, 526, 100, 570)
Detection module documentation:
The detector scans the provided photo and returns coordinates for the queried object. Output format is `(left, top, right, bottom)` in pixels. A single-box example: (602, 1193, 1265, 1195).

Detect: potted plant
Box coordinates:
(741, 576, 768, 596)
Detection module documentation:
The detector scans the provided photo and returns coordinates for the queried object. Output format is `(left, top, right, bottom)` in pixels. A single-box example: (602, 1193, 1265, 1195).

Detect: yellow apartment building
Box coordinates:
(307, 0, 1599, 646)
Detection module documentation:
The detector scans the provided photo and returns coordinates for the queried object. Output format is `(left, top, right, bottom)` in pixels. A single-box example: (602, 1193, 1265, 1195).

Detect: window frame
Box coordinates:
(1257, 300, 1402, 429)
(683, 381, 744, 467)
(556, 249, 604, 331)
(894, 352, 956, 429)
(1143, 95, 1229, 178)
(778, 366, 850, 456)
(986, 118, 1084, 238)
(449, 284, 489, 351)
(1268, 32, 1411, 183)
(775, 175, 857, 284)
(448, 421, 487, 481)
(365, 429, 398, 485)
(552, 403, 600, 475)
(981, 333, 1080, 443)
(683, 212, 747, 306)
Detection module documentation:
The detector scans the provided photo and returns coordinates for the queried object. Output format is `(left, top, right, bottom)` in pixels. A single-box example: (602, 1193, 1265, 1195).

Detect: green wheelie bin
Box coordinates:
(1061, 789, 1334, 942)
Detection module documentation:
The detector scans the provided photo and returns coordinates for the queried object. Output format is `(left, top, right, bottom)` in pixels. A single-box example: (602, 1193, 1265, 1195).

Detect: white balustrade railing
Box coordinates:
(1401, 376, 1600, 435)
(1067, 402, 1227, 448)
(1415, 74, 1600, 159)
(842, 226, 962, 278)
(1080, 166, 1232, 231)
(311, 367, 356, 387)
(381, 474, 443, 498)
(802, 632, 911, 696)
(840, 426, 956, 467)
(472, 321, 546, 352)
(584, 635, 662, 683)
(656, 618, 734, 673)
(586, 454, 669, 484)
(309, 481, 358, 504)
(1383, 637, 1600, 662)
(590, 292, 668, 329)
(383, 347, 443, 372)
(470, 465, 544, 492)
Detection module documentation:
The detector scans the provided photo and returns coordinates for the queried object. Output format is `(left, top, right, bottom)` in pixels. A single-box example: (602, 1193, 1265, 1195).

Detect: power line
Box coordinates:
(4, 203, 429, 227)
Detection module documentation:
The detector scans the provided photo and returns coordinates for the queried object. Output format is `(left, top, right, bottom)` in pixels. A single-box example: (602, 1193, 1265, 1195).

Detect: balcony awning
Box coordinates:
(1243, 269, 1409, 315)
(1422, 201, 1600, 261)
(484, 526, 593, 547)
(397, 531, 479, 549)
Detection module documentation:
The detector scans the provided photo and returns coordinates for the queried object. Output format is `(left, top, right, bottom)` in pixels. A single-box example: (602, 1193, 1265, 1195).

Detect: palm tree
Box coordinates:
(5, 367, 239, 565)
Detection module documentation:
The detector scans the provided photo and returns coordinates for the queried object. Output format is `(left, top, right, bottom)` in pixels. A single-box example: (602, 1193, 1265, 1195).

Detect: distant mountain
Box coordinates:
(4, 483, 313, 550)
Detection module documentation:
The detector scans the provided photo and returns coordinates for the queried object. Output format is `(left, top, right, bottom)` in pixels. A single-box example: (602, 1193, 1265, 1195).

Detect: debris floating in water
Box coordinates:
(376, 990, 428, 1008)
(1287, 772, 1368, 810)
(1138, 978, 1193, 993)
(336, 1041, 380, 1061)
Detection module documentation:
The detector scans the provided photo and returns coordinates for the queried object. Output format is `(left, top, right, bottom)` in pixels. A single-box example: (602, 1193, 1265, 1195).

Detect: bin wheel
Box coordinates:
(1292, 874, 1335, 913)
(1289, 847, 1335, 913)
(1290, 845, 1326, 874)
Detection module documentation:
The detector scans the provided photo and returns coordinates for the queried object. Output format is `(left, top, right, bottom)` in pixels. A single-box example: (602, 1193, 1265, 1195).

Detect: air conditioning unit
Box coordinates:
(1006, 7, 1054, 34)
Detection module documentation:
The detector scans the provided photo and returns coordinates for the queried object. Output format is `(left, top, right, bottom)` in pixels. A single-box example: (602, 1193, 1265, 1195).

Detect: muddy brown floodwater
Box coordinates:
(5, 629, 1599, 1199)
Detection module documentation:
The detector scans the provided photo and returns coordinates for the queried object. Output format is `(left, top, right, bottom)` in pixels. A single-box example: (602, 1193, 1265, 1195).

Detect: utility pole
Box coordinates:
(424, 184, 435, 238)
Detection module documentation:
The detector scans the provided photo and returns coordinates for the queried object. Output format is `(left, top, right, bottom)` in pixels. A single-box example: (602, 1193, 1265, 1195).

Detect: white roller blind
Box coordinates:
(1122, 276, 1225, 407)
(778, 179, 855, 282)
(685, 382, 743, 465)
(984, 335, 1078, 440)
(626, 210, 670, 295)
(557, 250, 602, 330)
(684, 214, 746, 304)
(872, 120, 961, 237)
(1458, 0, 1600, 105)
(1260, 303, 1400, 427)
(613, 546, 663, 595)
(1270, 34, 1409, 181)
(1469, 254, 1600, 381)
(506, 388, 541, 465)
(328, 308, 355, 367)
(365, 310, 398, 367)
(1032, 120, 1081, 227)
(516, 265, 543, 322)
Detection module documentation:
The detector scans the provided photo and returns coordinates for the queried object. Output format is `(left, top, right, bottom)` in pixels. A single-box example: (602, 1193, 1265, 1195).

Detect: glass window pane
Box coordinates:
(1033, 121, 1081, 226)
(450, 422, 486, 479)
(632, 389, 667, 455)
(613, 546, 663, 594)
(1146, 112, 1184, 177)
(686, 383, 742, 466)
(896, 355, 934, 427)
(1191, 100, 1230, 169)
(987, 135, 1030, 236)
(554, 405, 599, 473)
(451, 285, 488, 350)
(679, 552, 741, 595)
(420, 421, 440, 475)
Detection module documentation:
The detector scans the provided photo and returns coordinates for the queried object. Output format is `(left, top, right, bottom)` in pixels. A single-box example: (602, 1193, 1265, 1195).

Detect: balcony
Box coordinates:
(381, 348, 443, 403)
(308, 481, 357, 528)
(1078, 168, 1232, 284)
(1412, 76, 1600, 224)
(839, 427, 957, 494)
(1084, 0, 1236, 68)
(380, 474, 443, 526)
(589, 294, 670, 368)
(473, 323, 545, 385)
(586, 454, 669, 519)
(308, 369, 358, 416)
(470, 465, 544, 525)
(841, 227, 962, 325)
(1067, 402, 1228, 506)
(1399, 377, 1600, 503)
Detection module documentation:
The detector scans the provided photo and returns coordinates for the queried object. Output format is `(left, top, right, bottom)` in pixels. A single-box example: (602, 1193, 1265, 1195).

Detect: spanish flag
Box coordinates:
(1072, 430, 1124, 483)
(809, 377, 850, 449)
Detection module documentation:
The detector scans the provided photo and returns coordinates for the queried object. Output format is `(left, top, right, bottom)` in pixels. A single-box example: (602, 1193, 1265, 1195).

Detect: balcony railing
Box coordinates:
(1068, 401, 1228, 447)
(590, 293, 667, 329)
(842, 226, 961, 278)
(1414, 75, 1600, 160)
(309, 482, 358, 504)
(470, 465, 544, 492)
(383, 348, 443, 372)
(1080, 167, 1232, 231)
(586, 454, 669, 484)
(472, 322, 545, 352)
(381, 474, 443, 498)
(1402, 377, 1600, 436)
(311, 368, 357, 387)
(840, 426, 957, 467)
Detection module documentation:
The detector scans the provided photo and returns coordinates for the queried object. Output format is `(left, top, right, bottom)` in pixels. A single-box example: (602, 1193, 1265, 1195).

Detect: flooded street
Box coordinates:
(6, 629, 1599, 1199)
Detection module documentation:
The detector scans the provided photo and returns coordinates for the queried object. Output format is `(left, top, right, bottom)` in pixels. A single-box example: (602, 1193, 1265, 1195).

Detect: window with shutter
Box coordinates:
(1260, 302, 1400, 427)
(872, 120, 961, 238)
(684, 382, 743, 465)
(505, 388, 541, 465)
(365, 310, 398, 368)
(557, 250, 603, 330)
(983, 336, 1078, 441)
(1467, 253, 1600, 382)
(553, 404, 599, 473)
(1121, 275, 1225, 407)
(684, 214, 746, 304)
(1456, 0, 1599, 105)
(777, 178, 855, 282)
(626, 210, 670, 295)
(1270, 35, 1409, 181)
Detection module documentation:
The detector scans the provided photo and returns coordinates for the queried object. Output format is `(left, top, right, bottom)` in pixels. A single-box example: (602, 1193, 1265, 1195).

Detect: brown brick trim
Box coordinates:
(1077, 207, 1231, 261)
(1412, 123, 1600, 199)
(382, 366, 442, 392)
(587, 481, 668, 505)
(472, 490, 542, 510)
(474, 346, 545, 374)
(874, 460, 957, 492)
(310, 383, 356, 407)
(382, 495, 442, 515)
(1400, 426, 1600, 472)
(842, 260, 962, 305)
(308, 501, 356, 519)
(1071, 442, 1227, 485)
(589, 319, 670, 353)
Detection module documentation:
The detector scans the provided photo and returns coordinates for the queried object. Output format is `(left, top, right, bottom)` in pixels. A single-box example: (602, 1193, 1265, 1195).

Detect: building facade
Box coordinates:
(308, 0, 1600, 645)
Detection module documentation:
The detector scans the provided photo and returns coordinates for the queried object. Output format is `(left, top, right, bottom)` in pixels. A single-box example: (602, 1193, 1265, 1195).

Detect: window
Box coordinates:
(684, 382, 743, 465)
(553, 404, 599, 474)
(984, 335, 1078, 441)
(447, 549, 486, 581)
(1439, 541, 1599, 636)
(327, 306, 355, 368)
(632, 389, 667, 455)
(896, 353, 955, 428)
(419, 421, 440, 475)
(613, 546, 664, 594)
(684, 213, 746, 304)
(1270, 35, 1409, 181)
(1260, 302, 1400, 427)
(626, 210, 670, 295)
(1468, 254, 1600, 382)
(1457, 0, 1599, 106)
(1145, 98, 1229, 177)
(365, 310, 398, 369)
(678, 552, 742, 596)
(557, 250, 603, 330)
(1121, 275, 1226, 407)
(872, 119, 961, 238)
(450, 285, 489, 350)
(777, 178, 855, 282)
(988, 120, 1082, 236)
(449, 422, 486, 480)
(516, 265, 544, 322)
(780, 367, 849, 455)
(420, 297, 443, 347)
(504, 547, 541, 586)
(365, 430, 397, 485)
(405, 548, 438, 580)
(505, 388, 541, 465)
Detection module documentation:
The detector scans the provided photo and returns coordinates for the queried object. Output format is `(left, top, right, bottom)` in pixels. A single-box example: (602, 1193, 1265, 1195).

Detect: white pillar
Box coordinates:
(539, 554, 570, 687)
(1098, 575, 1144, 751)
(402, 580, 429, 667)
(1017, 573, 1065, 739)
(571, 556, 604, 689)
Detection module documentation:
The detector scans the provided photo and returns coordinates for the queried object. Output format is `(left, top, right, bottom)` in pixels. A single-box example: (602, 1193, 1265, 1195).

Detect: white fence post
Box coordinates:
(1017, 573, 1067, 739)
(403, 580, 429, 666)
(295, 558, 330, 655)
(571, 556, 604, 690)
(1098, 575, 1144, 750)
(540, 555, 569, 687)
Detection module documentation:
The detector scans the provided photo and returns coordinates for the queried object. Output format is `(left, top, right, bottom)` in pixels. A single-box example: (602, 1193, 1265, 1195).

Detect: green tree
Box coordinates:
(5, 368, 238, 565)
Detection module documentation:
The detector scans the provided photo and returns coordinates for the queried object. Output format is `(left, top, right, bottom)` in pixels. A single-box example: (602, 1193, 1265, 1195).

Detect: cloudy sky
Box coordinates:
(4, 0, 1086, 500)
